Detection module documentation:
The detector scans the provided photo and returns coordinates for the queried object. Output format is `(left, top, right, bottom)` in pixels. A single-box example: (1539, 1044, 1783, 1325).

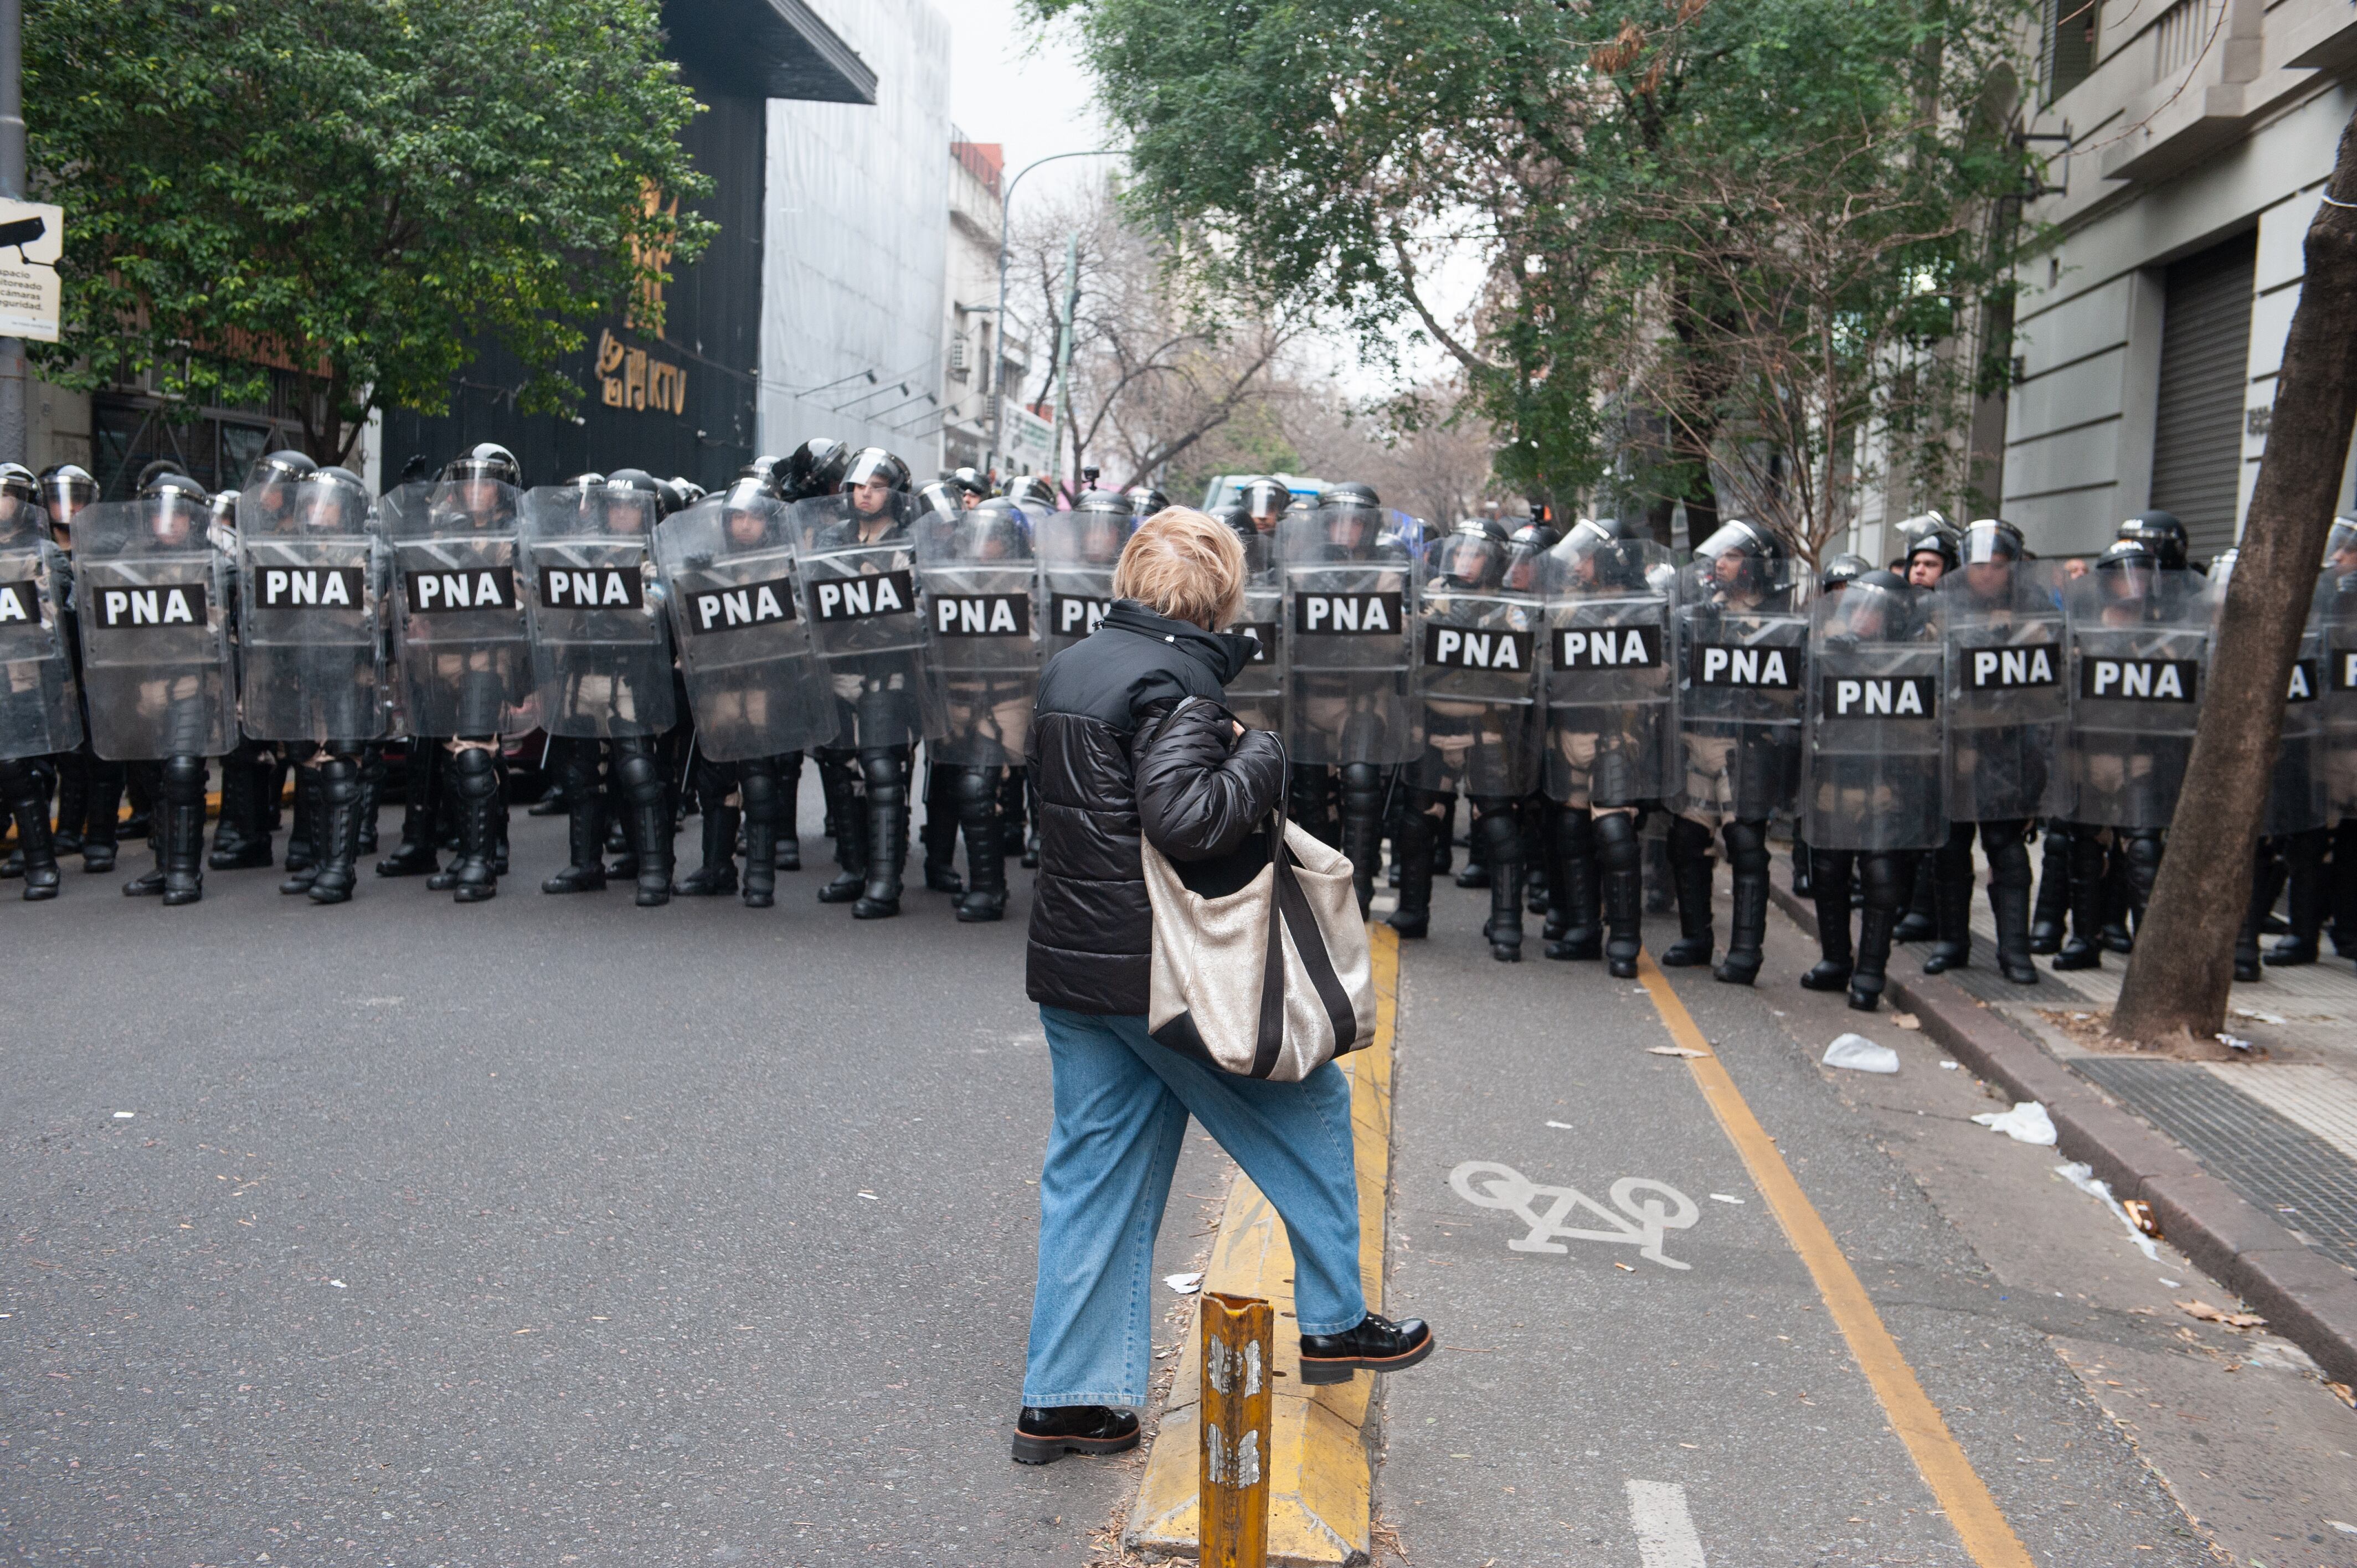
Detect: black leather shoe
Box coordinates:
(1298, 1312, 1435, 1386)
(1010, 1405, 1140, 1465)
(1799, 960, 1851, 992)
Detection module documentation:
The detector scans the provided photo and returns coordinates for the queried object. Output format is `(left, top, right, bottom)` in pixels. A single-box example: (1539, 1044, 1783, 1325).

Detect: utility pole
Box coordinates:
(1052, 234, 1078, 501)
(0, 0, 27, 466)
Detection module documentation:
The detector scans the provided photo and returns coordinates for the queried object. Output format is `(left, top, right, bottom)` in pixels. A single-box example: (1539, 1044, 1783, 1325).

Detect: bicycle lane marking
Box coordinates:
(1635, 951, 2036, 1568)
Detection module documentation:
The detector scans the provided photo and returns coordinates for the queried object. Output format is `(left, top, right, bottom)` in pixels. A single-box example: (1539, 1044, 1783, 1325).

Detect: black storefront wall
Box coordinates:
(381, 55, 766, 493)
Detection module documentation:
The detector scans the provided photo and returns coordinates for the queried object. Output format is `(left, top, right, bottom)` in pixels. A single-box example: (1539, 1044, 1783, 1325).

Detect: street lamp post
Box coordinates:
(987, 147, 1128, 481)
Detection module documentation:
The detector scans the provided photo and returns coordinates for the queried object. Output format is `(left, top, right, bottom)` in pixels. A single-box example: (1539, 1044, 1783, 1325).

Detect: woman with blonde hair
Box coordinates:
(1011, 506, 1433, 1466)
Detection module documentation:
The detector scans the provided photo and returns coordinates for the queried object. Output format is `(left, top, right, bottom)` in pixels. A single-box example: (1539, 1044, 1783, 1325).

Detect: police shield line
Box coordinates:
(10, 458, 2357, 1005)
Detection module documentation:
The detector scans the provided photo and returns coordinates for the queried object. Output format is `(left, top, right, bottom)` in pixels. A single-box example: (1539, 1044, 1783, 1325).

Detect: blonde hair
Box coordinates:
(1113, 506, 1247, 629)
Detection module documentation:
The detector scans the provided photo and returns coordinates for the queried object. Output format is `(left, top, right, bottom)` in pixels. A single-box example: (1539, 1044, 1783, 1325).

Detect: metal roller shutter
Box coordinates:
(2150, 231, 2256, 560)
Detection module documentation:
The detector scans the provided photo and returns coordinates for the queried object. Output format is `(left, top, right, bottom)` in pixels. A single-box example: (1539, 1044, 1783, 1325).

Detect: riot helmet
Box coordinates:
(2093, 537, 2158, 610)
(1892, 509, 1957, 555)
(39, 464, 95, 535)
(956, 497, 1032, 561)
(1828, 567, 1911, 639)
(721, 488, 779, 551)
(1007, 473, 1058, 510)
(0, 464, 35, 538)
(1819, 552, 1872, 592)
(442, 442, 520, 489)
(140, 472, 210, 546)
(566, 471, 608, 489)
(1694, 517, 1785, 597)
(1961, 517, 2024, 565)
(2117, 509, 2189, 572)
(740, 454, 786, 494)
(1069, 489, 1135, 564)
(2324, 514, 2357, 572)
(842, 447, 912, 496)
(951, 466, 991, 502)
(244, 448, 317, 497)
(1125, 484, 1171, 519)
(300, 467, 371, 532)
(1504, 523, 1553, 591)
(1320, 486, 1389, 556)
(1438, 520, 1508, 589)
(205, 489, 241, 540)
(670, 477, 707, 507)
(915, 479, 966, 529)
(1237, 477, 1291, 534)
(783, 437, 850, 501)
(600, 469, 663, 533)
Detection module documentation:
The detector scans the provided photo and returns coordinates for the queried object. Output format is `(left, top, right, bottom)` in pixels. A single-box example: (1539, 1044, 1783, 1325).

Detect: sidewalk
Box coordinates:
(1768, 849, 2357, 1388)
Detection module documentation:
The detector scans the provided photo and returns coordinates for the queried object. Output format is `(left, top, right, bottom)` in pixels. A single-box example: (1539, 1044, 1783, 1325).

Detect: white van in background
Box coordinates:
(1197, 473, 1326, 514)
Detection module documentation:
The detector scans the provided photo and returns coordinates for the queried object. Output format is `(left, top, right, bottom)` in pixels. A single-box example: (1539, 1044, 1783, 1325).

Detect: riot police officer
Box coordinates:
(655, 474, 837, 908)
(2298, 516, 2357, 966)
(212, 451, 315, 872)
(523, 467, 679, 905)
(1924, 519, 2060, 983)
(1799, 569, 1944, 1009)
(1537, 517, 1677, 976)
(237, 464, 392, 904)
(34, 463, 124, 871)
(379, 444, 536, 898)
(75, 472, 238, 904)
(795, 447, 940, 919)
(1402, 519, 1543, 959)
(1670, 520, 1805, 983)
(920, 496, 1038, 920)
(0, 465, 80, 898)
(1792, 553, 1873, 898)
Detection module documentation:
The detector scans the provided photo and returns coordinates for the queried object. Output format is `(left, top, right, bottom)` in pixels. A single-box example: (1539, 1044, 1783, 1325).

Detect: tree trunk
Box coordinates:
(2110, 112, 2357, 1045)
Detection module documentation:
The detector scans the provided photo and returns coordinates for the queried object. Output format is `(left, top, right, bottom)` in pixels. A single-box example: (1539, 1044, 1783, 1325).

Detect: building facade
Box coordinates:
(756, 0, 953, 477)
(2001, 0, 2357, 560)
(939, 136, 1018, 478)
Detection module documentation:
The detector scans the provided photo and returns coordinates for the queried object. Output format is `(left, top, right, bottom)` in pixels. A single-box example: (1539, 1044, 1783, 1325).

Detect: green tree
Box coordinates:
(28, 0, 713, 466)
(1031, 0, 2036, 545)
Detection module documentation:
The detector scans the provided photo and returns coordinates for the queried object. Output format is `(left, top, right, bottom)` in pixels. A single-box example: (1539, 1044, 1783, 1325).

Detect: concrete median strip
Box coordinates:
(1124, 922, 1398, 1565)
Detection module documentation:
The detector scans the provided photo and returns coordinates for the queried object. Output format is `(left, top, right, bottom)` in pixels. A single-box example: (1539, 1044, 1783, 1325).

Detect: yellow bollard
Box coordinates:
(1199, 1291, 1274, 1568)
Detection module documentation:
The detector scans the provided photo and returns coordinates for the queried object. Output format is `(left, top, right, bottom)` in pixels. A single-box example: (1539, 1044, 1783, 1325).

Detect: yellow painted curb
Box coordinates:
(1125, 922, 1398, 1566)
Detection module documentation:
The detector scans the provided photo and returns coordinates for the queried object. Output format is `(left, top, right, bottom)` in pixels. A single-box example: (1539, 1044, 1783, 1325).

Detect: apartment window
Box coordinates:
(2045, 0, 2097, 100)
(2152, 0, 2215, 80)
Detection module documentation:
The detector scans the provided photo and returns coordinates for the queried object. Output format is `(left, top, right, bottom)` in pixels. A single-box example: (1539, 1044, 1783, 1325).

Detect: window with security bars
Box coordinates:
(2045, 0, 2097, 100)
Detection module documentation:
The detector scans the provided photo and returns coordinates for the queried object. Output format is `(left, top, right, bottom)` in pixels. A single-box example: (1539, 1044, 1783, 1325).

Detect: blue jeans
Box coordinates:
(1022, 1005, 1366, 1409)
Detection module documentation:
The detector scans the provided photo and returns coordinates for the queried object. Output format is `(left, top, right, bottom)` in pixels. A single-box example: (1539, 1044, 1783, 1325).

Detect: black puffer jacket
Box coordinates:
(1027, 600, 1286, 1015)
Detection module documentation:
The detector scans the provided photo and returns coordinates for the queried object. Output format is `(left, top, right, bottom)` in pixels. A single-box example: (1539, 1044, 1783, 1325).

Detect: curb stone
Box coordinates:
(1763, 877, 2357, 1387)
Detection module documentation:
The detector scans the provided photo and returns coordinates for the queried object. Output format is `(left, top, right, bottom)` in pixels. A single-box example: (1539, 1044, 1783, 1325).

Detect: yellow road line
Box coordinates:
(1126, 922, 1399, 1566)
(1635, 953, 2036, 1568)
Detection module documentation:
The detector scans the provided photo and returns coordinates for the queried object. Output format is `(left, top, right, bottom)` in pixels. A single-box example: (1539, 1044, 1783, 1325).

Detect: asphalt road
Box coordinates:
(6, 807, 2354, 1566)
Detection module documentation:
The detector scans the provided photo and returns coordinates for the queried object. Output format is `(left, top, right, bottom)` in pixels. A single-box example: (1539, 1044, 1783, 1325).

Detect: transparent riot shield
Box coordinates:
(71, 498, 235, 761)
(2207, 558, 2328, 837)
(652, 493, 836, 762)
(918, 500, 1037, 766)
(2063, 564, 2208, 829)
(1539, 529, 1676, 808)
(786, 491, 943, 749)
(1941, 558, 2065, 823)
(2327, 570, 2357, 821)
(0, 501, 81, 760)
(381, 478, 538, 737)
(1406, 530, 1542, 800)
(1279, 504, 1417, 765)
(1223, 525, 1284, 734)
(1804, 577, 1946, 852)
(1675, 558, 1806, 821)
(1037, 503, 1135, 661)
(234, 477, 390, 743)
(518, 484, 676, 739)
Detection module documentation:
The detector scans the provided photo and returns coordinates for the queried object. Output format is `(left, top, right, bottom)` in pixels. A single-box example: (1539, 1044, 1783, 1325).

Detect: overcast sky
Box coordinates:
(943, 0, 1119, 207)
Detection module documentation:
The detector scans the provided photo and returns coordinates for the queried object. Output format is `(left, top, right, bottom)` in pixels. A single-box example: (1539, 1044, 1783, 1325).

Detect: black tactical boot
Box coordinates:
(614, 742, 672, 907)
(0, 757, 60, 900)
(920, 762, 965, 893)
(121, 764, 167, 898)
(2029, 821, 2069, 953)
(307, 753, 364, 905)
(1849, 852, 1903, 1011)
(1715, 819, 1769, 986)
(1921, 833, 1975, 974)
(1658, 816, 1716, 968)
(1800, 849, 1854, 992)
(1475, 804, 1523, 962)
(816, 749, 866, 903)
(675, 803, 740, 896)
(159, 755, 207, 906)
(853, 747, 908, 919)
(2052, 828, 2109, 971)
(210, 741, 274, 870)
(279, 762, 324, 894)
(446, 745, 503, 904)
(1790, 831, 1813, 898)
(1339, 762, 1386, 919)
(739, 762, 779, 909)
(1892, 854, 1936, 943)
(955, 767, 1006, 922)
(1595, 810, 1645, 979)
(356, 746, 384, 854)
(377, 743, 444, 877)
(2268, 827, 2329, 966)
(1387, 801, 1437, 938)
(1544, 804, 1601, 961)
(1524, 797, 1552, 917)
(2120, 830, 2164, 943)
(541, 741, 608, 893)
(80, 758, 123, 873)
(1984, 829, 2041, 986)
(2235, 847, 2274, 983)
(52, 751, 86, 859)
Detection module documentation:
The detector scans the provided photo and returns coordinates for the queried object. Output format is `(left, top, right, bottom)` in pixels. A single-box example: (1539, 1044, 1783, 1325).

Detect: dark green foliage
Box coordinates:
(28, 0, 713, 463)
